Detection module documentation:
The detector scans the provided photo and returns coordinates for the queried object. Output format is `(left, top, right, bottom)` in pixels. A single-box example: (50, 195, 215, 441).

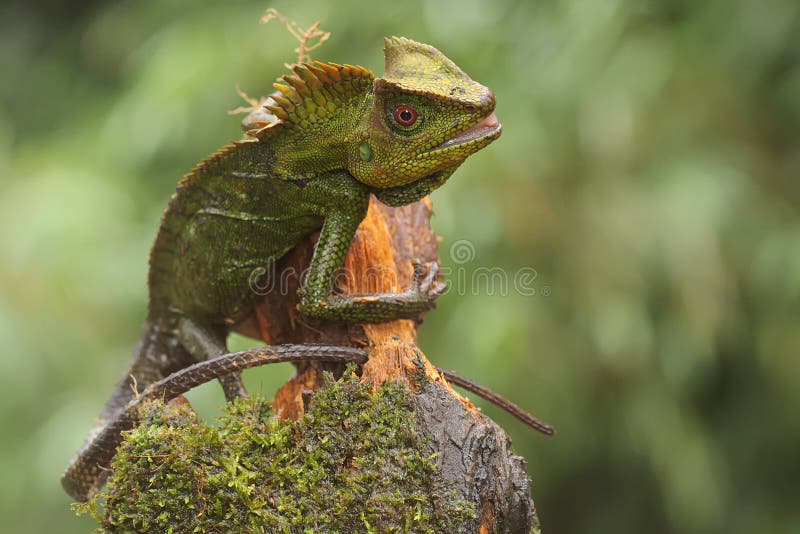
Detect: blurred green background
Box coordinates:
(1, 0, 798, 532)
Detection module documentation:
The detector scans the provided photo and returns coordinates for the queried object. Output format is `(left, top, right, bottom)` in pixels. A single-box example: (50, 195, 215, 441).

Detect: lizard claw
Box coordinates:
(411, 259, 428, 281)
(430, 280, 448, 298)
(410, 260, 446, 306)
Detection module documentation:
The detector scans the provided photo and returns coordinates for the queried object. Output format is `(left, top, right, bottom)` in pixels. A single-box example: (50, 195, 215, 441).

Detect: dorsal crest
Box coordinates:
(248, 62, 375, 137)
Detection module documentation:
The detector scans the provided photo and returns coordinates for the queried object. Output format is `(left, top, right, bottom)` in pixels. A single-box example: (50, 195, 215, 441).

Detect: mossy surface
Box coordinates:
(75, 373, 475, 533)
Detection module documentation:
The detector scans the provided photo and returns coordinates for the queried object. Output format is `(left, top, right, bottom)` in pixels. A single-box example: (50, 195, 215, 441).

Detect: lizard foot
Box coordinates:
(407, 260, 447, 309)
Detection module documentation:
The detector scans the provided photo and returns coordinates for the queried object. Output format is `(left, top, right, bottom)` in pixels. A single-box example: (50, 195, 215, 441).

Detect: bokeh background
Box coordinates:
(1, 0, 798, 532)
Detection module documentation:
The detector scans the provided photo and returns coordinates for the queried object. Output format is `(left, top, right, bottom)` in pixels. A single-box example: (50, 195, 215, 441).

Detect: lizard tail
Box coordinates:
(61, 343, 368, 502)
(435, 367, 555, 435)
(97, 320, 195, 424)
(61, 320, 193, 502)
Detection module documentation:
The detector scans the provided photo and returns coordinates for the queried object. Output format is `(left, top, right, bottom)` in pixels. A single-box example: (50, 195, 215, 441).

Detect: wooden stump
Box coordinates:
(233, 198, 538, 533)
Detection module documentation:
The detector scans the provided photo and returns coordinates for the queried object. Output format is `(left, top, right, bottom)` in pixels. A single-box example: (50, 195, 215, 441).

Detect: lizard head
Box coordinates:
(347, 37, 501, 189)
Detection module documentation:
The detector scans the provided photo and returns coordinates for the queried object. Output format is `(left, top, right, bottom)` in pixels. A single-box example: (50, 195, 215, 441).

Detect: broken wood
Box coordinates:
(233, 197, 540, 533)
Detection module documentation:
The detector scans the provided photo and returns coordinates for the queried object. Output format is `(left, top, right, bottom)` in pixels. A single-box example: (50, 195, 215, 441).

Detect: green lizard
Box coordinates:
(61, 36, 503, 502)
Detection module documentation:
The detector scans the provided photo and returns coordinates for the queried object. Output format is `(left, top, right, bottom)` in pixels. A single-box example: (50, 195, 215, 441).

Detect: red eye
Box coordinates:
(393, 105, 418, 126)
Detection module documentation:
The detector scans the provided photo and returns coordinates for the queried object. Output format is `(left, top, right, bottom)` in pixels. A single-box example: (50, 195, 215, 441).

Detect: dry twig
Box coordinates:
(260, 8, 331, 67)
(230, 9, 331, 115)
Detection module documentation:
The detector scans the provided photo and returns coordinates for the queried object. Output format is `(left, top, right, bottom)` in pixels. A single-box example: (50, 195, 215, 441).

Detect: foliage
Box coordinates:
(76, 375, 474, 533)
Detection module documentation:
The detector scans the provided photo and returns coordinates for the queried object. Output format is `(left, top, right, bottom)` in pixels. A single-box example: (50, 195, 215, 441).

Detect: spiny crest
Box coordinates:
(381, 36, 485, 106)
(181, 140, 256, 184)
(248, 62, 375, 138)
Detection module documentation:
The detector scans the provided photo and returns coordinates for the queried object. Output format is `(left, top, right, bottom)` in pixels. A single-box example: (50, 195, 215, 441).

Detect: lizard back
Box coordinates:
(147, 139, 324, 327)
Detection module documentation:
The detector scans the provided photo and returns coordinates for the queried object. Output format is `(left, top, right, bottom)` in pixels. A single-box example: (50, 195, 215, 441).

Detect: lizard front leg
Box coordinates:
(300, 206, 446, 323)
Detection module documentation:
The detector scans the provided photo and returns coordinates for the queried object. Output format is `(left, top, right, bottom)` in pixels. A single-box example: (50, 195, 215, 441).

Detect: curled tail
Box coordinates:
(62, 321, 193, 501)
(61, 342, 368, 502)
(61, 338, 553, 502)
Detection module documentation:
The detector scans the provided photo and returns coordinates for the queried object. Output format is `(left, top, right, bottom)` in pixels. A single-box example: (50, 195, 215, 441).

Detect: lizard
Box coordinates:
(62, 36, 507, 502)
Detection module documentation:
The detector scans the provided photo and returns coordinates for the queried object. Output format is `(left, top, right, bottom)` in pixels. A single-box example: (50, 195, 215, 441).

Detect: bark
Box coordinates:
(233, 198, 539, 533)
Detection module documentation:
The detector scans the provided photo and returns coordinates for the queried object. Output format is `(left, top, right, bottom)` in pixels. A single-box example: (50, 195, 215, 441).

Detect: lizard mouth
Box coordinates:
(428, 112, 502, 153)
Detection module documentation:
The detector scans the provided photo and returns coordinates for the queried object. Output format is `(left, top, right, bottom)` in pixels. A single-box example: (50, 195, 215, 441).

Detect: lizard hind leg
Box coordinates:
(97, 320, 195, 425)
(176, 317, 249, 400)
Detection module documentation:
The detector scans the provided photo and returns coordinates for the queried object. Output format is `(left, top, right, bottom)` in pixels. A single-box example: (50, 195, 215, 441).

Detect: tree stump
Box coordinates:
(233, 198, 539, 533)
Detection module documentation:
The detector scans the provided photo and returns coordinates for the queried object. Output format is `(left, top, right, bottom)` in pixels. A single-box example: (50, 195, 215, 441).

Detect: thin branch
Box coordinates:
(228, 83, 264, 116)
(260, 8, 331, 66)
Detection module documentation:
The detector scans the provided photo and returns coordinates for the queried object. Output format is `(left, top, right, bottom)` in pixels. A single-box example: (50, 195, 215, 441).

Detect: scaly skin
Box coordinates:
(62, 37, 502, 501)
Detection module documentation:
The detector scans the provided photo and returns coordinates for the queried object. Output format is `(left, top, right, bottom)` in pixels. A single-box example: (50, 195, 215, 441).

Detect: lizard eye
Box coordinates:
(393, 105, 418, 127)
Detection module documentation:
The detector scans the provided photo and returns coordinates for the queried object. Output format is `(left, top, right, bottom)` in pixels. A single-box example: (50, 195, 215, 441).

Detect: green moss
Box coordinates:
(76, 373, 475, 533)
